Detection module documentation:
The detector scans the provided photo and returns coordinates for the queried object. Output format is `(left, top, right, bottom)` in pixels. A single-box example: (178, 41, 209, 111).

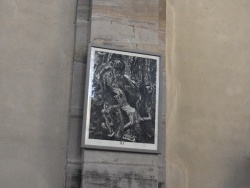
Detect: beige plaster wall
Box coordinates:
(0, 0, 75, 187)
(166, 0, 250, 188)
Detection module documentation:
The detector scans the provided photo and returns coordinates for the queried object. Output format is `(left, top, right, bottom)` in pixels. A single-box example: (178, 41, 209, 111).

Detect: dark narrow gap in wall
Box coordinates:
(158, 182, 165, 188)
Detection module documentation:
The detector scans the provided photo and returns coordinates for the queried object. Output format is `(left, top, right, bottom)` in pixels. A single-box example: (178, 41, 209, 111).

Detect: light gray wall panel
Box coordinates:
(0, 0, 76, 187)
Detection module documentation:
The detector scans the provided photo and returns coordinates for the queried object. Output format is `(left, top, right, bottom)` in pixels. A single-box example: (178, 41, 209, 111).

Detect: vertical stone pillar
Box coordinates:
(66, 0, 166, 187)
(65, 0, 91, 187)
(81, 1, 166, 187)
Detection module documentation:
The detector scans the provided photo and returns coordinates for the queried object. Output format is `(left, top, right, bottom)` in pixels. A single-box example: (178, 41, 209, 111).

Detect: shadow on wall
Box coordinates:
(66, 165, 82, 188)
(225, 158, 250, 188)
(71, 168, 82, 188)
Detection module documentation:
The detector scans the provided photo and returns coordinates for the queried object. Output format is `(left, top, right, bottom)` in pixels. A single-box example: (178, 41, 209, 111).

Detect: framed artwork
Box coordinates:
(81, 44, 162, 153)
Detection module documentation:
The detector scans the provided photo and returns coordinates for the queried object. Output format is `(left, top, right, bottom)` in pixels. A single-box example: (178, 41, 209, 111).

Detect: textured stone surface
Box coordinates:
(82, 151, 159, 187)
(81, 0, 166, 187)
(66, 163, 82, 188)
(82, 150, 160, 187)
(83, 149, 159, 165)
(70, 62, 86, 116)
(82, 150, 159, 187)
(74, 23, 89, 63)
(66, 0, 91, 187)
(166, 0, 250, 188)
(82, 163, 157, 188)
(67, 118, 83, 163)
(0, 0, 75, 187)
(91, 0, 160, 52)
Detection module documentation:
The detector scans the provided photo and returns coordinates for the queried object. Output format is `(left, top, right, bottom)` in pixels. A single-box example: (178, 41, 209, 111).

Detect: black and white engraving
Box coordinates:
(83, 46, 160, 152)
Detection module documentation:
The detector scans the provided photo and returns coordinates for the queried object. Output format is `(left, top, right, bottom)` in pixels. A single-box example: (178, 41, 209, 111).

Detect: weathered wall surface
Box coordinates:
(65, 0, 90, 187)
(166, 0, 250, 188)
(0, 0, 75, 187)
(65, 0, 167, 187)
(3, 0, 249, 187)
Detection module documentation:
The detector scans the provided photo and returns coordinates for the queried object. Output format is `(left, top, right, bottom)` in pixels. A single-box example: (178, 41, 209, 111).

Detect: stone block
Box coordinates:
(67, 117, 83, 163)
(83, 150, 159, 166)
(74, 23, 90, 63)
(91, 17, 158, 46)
(81, 150, 160, 188)
(65, 163, 82, 188)
(70, 62, 86, 115)
(92, 0, 158, 23)
(158, 31, 166, 51)
(82, 162, 158, 188)
(90, 0, 160, 50)
(78, 0, 91, 7)
(77, 4, 91, 22)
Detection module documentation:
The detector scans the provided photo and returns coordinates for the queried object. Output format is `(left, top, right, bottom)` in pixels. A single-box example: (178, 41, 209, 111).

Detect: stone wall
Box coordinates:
(2, 0, 249, 188)
(66, 0, 166, 187)
(65, 0, 90, 187)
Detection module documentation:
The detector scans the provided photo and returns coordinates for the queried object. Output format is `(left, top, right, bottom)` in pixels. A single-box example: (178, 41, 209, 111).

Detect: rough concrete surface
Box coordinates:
(166, 0, 250, 188)
(65, 0, 90, 187)
(0, 0, 75, 187)
(80, 0, 166, 187)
